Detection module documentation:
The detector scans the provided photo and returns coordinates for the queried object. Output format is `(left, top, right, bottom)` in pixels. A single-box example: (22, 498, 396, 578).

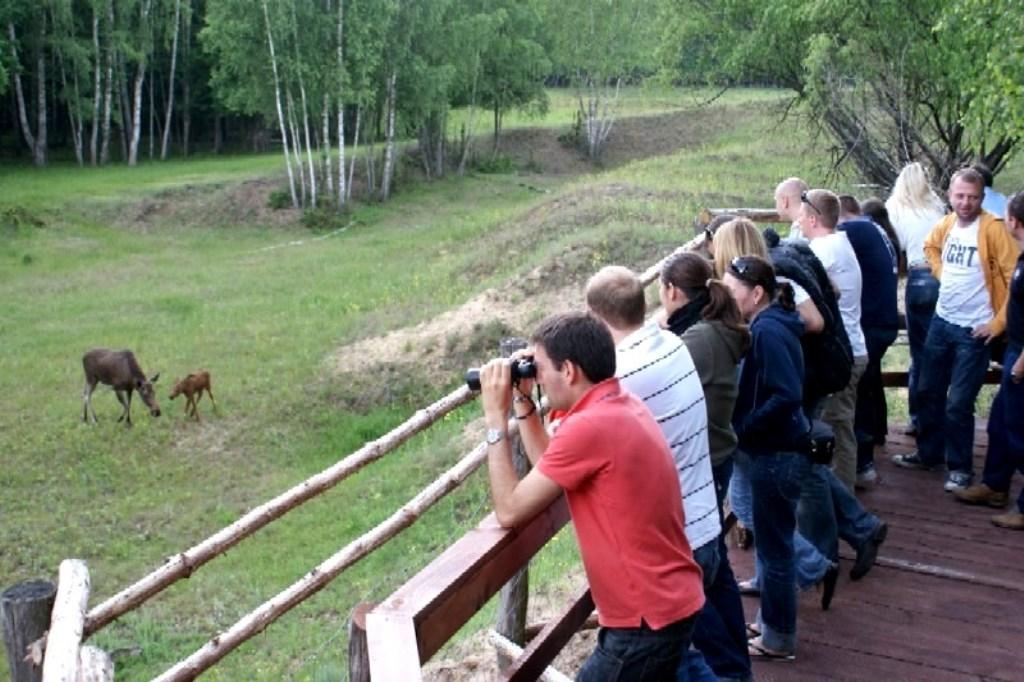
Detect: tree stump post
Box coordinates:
(495, 337, 530, 671)
(347, 602, 375, 682)
(1, 579, 57, 682)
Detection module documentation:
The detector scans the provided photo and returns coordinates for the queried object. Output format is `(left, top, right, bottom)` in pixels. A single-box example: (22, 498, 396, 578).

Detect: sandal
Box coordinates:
(745, 623, 761, 639)
(747, 636, 795, 661)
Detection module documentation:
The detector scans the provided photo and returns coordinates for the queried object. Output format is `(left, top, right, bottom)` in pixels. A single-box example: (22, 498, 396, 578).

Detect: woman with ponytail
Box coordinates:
(660, 252, 754, 681)
(723, 255, 810, 660)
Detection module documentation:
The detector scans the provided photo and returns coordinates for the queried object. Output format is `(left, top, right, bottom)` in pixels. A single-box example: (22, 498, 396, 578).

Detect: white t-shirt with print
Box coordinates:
(809, 231, 868, 358)
(616, 322, 720, 552)
(936, 219, 993, 328)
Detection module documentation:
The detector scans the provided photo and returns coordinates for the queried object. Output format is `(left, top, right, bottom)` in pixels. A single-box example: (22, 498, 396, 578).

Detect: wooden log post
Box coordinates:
(494, 338, 530, 672)
(2, 579, 56, 682)
(41, 559, 91, 682)
(76, 645, 114, 682)
(347, 602, 375, 682)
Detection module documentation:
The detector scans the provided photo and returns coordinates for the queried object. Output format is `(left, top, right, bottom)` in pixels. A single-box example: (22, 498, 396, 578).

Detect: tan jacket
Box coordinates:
(924, 210, 1021, 334)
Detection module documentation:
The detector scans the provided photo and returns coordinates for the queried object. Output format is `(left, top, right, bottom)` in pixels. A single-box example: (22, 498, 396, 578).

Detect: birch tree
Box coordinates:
(546, 0, 655, 161)
(159, 0, 181, 159)
(7, 7, 49, 166)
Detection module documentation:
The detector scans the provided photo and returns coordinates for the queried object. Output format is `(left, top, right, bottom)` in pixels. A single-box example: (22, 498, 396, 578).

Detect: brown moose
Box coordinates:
(169, 371, 218, 421)
(82, 348, 161, 425)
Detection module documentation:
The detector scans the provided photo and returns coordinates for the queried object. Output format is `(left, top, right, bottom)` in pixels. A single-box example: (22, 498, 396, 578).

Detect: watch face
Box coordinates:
(486, 428, 504, 445)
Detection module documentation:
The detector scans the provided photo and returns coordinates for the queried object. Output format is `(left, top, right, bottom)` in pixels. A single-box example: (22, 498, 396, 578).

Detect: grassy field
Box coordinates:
(1, 87, 1017, 680)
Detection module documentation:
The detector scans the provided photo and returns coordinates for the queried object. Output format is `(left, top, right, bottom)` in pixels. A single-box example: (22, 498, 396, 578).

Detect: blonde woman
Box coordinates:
(885, 162, 946, 434)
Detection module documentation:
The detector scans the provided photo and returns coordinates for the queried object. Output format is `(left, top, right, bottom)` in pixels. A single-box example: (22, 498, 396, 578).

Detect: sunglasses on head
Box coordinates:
(729, 256, 755, 279)
(800, 191, 821, 216)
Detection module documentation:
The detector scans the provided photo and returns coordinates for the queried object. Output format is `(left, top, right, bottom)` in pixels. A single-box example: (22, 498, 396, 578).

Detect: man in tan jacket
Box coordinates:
(894, 168, 1020, 492)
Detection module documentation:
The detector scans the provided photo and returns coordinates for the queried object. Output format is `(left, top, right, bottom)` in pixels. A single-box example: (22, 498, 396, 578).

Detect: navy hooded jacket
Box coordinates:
(732, 303, 810, 456)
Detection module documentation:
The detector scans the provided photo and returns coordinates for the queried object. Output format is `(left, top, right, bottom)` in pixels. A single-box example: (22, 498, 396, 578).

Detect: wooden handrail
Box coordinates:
(366, 498, 571, 680)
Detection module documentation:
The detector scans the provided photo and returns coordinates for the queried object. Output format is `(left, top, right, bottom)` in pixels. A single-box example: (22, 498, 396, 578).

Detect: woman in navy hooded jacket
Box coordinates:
(724, 255, 810, 660)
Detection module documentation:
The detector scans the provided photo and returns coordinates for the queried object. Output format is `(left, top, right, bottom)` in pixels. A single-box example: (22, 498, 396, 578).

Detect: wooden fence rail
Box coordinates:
(83, 386, 475, 638)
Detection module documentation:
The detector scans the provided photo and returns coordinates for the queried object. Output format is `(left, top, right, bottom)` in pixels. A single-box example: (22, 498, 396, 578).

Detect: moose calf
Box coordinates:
(82, 348, 161, 426)
(169, 371, 218, 421)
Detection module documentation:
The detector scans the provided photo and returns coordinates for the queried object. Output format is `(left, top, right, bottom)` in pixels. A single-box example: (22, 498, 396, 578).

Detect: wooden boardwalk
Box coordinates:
(731, 421, 1024, 681)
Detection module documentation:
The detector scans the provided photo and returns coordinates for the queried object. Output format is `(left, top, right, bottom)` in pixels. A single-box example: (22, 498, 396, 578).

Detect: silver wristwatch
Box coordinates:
(485, 428, 505, 445)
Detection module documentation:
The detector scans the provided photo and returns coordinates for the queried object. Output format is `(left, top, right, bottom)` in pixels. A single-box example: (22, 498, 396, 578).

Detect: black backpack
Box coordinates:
(764, 229, 854, 405)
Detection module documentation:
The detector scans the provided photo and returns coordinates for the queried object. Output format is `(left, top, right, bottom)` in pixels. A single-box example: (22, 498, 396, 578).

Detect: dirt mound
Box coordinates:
(120, 178, 300, 231)
(498, 107, 732, 175)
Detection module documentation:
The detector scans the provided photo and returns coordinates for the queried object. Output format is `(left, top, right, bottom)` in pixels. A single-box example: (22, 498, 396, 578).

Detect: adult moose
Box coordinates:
(82, 348, 162, 425)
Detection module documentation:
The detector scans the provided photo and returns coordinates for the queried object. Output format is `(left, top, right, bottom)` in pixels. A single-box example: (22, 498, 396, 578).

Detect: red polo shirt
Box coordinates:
(537, 378, 704, 629)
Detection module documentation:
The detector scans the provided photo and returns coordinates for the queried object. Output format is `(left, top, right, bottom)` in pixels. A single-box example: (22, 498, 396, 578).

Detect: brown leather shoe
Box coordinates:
(991, 512, 1024, 530)
(953, 483, 1009, 508)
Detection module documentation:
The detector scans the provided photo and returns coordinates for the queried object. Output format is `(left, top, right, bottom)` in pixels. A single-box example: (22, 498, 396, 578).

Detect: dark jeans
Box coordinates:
(905, 268, 939, 427)
(751, 451, 809, 652)
(578, 615, 697, 681)
(798, 463, 882, 560)
(856, 325, 898, 472)
(983, 344, 1024, 513)
(917, 316, 992, 474)
(680, 460, 752, 682)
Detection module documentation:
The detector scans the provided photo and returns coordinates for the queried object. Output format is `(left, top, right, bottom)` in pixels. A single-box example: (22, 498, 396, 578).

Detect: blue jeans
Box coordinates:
(856, 325, 898, 471)
(798, 463, 881, 560)
(681, 460, 752, 682)
(729, 450, 753, 530)
(917, 316, 992, 474)
(983, 345, 1024, 513)
(578, 615, 697, 681)
(750, 451, 808, 653)
(906, 268, 939, 427)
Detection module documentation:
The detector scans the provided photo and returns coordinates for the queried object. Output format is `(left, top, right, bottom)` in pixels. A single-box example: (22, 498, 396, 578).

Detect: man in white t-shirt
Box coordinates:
(798, 189, 870, 490)
(894, 168, 1020, 492)
(587, 266, 745, 679)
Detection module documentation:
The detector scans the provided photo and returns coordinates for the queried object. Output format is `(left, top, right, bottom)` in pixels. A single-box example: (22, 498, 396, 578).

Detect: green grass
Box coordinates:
(2, 86, 1019, 680)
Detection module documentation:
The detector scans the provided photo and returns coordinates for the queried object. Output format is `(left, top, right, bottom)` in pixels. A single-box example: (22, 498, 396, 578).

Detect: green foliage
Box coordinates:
(471, 153, 516, 174)
(266, 186, 291, 210)
(659, 0, 1020, 185)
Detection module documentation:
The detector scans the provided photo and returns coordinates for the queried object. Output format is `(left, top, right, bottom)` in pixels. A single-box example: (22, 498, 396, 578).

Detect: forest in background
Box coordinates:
(2, 0, 1023, 204)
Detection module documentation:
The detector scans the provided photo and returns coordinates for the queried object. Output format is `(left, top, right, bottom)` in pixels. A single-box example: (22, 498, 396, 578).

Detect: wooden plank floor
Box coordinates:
(729, 421, 1024, 681)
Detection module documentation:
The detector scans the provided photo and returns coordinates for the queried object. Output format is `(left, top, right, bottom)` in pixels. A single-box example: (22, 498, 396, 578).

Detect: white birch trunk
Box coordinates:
(34, 17, 47, 166)
(261, 0, 298, 208)
(127, 0, 152, 166)
(322, 94, 333, 202)
(347, 105, 360, 201)
(160, 0, 181, 160)
(148, 64, 155, 159)
(299, 81, 316, 207)
(336, 0, 346, 208)
(380, 69, 398, 201)
(57, 49, 84, 166)
(90, 11, 101, 165)
(286, 90, 307, 206)
(99, 0, 114, 164)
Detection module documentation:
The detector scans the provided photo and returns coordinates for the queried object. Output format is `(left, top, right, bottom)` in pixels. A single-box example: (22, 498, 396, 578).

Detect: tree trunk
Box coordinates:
(99, 0, 114, 164)
(148, 64, 156, 159)
(335, 0, 346, 209)
(33, 18, 47, 166)
(322, 94, 333, 203)
(347, 105, 360, 201)
(7, 24, 39, 165)
(380, 69, 398, 201)
(57, 44, 84, 166)
(161, 0, 181, 160)
(117, 52, 131, 161)
(128, 61, 145, 165)
(1, 580, 56, 682)
(181, 0, 192, 156)
(90, 10, 101, 165)
(261, 0, 298, 208)
(286, 90, 307, 206)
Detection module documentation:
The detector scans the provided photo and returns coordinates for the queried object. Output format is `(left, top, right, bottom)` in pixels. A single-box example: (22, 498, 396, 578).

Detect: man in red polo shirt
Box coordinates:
(478, 312, 704, 679)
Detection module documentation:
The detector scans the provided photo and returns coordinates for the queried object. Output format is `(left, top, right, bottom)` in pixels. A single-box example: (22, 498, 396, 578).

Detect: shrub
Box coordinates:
(267, 187, 292, 210)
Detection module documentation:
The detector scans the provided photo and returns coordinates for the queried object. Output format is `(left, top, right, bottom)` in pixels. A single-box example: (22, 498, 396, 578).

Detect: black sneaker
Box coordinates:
(850, 521, 888, 581)
(820, 564, 839, 611)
